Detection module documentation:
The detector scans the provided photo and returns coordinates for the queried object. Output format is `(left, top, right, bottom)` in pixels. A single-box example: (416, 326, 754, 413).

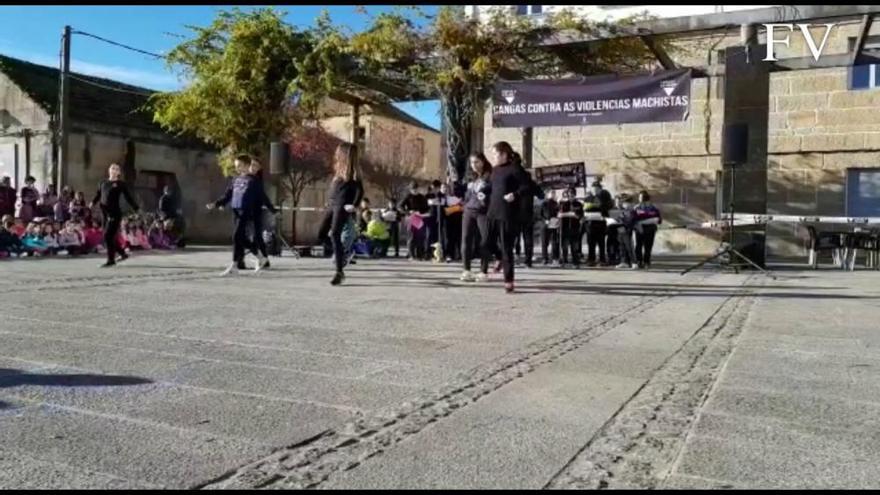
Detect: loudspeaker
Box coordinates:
(269, 142, 289, 176)
(722, 124, 748, 165)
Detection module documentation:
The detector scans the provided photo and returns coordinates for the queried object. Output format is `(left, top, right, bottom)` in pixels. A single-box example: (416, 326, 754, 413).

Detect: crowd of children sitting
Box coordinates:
(0, 212, 181, 260)
(0, 175, 185, 260)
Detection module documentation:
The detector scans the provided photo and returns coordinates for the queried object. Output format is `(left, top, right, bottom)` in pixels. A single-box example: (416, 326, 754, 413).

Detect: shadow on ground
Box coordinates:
(0, 368, 152, 389)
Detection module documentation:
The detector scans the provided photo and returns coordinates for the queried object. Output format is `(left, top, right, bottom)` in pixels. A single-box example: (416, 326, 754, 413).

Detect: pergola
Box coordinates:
(332, 5, 880, 166)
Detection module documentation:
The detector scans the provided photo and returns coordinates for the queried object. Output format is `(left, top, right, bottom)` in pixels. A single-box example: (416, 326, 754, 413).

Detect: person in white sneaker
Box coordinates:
(208, 154, 277, 276)
(460, 152, 493, 283)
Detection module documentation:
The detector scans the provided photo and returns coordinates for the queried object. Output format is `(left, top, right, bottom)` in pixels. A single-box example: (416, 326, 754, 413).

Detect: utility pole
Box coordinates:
(58, 25, 71, 189)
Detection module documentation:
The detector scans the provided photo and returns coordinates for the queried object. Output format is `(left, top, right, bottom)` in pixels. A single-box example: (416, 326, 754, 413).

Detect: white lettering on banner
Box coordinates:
(764, 23, 836, 62)
(632, 95, 689, 108)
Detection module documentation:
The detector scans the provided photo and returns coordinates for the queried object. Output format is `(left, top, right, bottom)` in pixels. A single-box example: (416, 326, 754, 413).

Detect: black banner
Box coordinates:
(534, 162, 585, 189)
(492, 69, 691, 128)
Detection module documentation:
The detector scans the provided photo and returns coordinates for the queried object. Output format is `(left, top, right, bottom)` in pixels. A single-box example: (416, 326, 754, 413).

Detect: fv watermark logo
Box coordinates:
(763, 23, 837, 62)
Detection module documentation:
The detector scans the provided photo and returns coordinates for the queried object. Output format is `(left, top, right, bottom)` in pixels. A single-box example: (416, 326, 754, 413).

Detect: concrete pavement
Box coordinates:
(0, 248, 877, 489)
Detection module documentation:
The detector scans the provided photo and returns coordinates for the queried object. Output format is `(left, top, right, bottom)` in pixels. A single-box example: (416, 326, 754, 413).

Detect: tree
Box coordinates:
(149, 7, 313, 175)
(294, 6, 668, 184)
(280, 120, 338, 243)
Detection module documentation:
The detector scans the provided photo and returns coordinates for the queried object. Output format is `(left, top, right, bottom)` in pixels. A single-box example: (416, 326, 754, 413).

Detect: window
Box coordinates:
(846, 168, 880, 217)
(849, 64, 877, 90)
(515, 5, 542, 16)
(847, 35, 880, 52)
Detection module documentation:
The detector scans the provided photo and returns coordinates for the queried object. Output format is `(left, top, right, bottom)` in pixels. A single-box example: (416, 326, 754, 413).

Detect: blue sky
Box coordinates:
(0, 5, 441, 130)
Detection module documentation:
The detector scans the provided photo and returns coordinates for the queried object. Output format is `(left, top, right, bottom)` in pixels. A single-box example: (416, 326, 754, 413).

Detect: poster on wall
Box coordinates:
(534, 162, 586, 190)
(492, 69, 691, 128)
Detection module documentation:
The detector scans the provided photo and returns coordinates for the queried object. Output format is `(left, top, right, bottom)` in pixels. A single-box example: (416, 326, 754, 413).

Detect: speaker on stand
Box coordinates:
(681, 123, 775, 278)
(268, 142, 299, 259)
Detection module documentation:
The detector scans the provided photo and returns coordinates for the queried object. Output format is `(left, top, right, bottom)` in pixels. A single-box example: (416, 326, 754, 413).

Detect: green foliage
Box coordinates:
(149, 8, 311, 175)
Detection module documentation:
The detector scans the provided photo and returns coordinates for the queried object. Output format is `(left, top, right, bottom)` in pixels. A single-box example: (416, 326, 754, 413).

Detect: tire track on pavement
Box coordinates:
(198, 274, 716, 490)
(544, 275, 760, 490)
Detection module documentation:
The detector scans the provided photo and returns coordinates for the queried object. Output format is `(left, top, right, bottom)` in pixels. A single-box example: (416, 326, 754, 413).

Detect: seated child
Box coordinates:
(148, 220, 171, 250)
(163, 219, 179, 249)
(82, 220, 104, 254)
(363, 210, 391, 258)
(22, 223, 48, 255)
(0, 215, 25, 257)
(41, 223, 60, 255)
(58, 221, 84, 255)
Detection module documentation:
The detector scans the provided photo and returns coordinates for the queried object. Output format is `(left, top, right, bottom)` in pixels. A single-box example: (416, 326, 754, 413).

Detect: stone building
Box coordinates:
(0, 54, 229, 241)
(471, 5, 880, 258)
(281, 100, 443, 244)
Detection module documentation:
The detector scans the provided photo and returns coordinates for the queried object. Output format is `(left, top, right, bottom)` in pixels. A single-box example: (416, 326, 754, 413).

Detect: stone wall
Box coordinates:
(63, 123, 228, 242)
(483, 17, 880, 259)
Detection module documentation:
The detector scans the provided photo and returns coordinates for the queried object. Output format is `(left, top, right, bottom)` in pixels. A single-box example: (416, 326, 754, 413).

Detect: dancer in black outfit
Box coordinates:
(460, 152, 493, 282)
(91, 163, 139, 268)
(511, 152, 543, 268)
(487, 141, 532, 293)
(317, 142, 363, 286)
(245, 160, 277, 269)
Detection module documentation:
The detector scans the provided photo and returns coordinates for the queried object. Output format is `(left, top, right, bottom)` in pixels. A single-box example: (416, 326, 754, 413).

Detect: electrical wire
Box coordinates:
(71, 29, 165, 59)
(67, 74, 156, 96)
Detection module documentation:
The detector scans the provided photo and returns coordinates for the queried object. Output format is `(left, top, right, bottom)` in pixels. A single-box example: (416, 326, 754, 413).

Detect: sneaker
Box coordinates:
(476, 272, 489, 283)
(254, 254, 268, 273)
(237, 261, 248, 270)
(630, 263, 639, 270)
(504, 282, 515, 294)
(331, 272, 345, 286)
(616, 262, 629, 269)
(220, 263, 238, 277)
(99, 261, 116, 268)
(460, 270, 476, 282)
(117, 252, 129, 262)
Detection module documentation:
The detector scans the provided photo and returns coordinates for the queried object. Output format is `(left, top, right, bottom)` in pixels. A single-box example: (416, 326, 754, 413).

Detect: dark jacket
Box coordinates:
(400, 192, 429, 214)
(0, 229, 22, 252)
(216, 174, 276, 215)
(0, 186, 16, 216)
(583, 189, 614, 217)
(634, 202, 662, 223)
(615, 205, 638, 231)
(158, 193, 178, 219)
(488, 162, 532, 222)
(327, 177, 364, 214)
(559, 199, 584, 231)
(464, 175, 491, 214)
(541, 198, 559, 222)
(92, 180, 139, 216)
(515, 166, 544, 222)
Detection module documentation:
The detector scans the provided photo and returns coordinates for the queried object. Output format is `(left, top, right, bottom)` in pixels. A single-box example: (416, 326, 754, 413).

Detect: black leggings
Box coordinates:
(462, 209, 490, 272)
(488, 218, 517, 283)
(318, 209, 349, 273)
(635, 224, 658, 266)
(232, 210, 259, 263)
(103, 215, 124, 263)
(585, 221, 607, 263)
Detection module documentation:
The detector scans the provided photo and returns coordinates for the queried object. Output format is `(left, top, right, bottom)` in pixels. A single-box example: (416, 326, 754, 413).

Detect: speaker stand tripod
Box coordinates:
(680, 165, 776, 279)
(273, 201, 300, 259)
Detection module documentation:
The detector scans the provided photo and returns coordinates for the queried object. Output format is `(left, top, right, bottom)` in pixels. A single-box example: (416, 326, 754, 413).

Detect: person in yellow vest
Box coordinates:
(364, 210, 391, 258)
